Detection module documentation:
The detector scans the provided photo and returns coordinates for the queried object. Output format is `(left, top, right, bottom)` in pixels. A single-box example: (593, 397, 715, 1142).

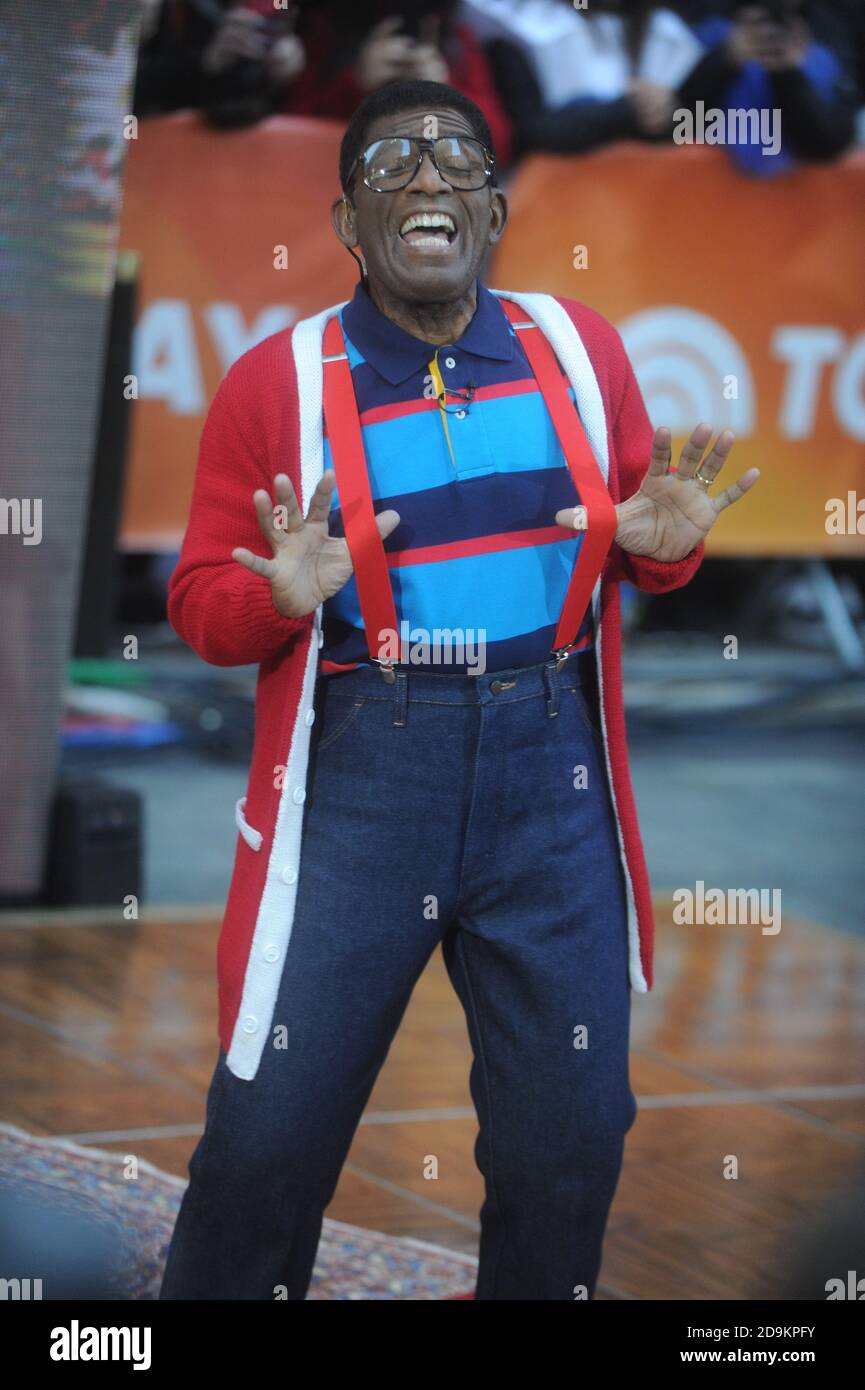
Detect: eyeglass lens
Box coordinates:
(363, 137, 489, 190)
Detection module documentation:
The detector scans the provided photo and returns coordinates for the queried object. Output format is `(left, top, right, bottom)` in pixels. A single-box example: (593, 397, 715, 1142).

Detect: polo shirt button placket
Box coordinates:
(442, 350, 471, 421)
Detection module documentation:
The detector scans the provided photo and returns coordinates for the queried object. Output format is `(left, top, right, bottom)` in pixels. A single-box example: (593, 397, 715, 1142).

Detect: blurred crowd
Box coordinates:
(133, 0, 865, 177)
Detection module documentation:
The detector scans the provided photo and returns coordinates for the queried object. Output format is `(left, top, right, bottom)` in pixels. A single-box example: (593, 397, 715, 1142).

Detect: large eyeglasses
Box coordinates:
(347, 135, 495, 193)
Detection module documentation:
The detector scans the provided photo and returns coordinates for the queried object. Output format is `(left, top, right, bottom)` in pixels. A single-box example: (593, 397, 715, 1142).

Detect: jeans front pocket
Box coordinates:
(314, 694, 369, 753)
(566, 682, 598, 741)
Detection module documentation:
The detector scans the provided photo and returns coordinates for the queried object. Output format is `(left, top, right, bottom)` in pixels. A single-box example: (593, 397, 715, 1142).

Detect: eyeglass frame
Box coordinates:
(345, 134, 497, 195)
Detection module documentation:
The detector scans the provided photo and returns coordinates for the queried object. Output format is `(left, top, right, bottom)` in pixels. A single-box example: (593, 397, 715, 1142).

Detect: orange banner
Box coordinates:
(492, 143, 865, 557)
(119, 118, 864, 555)
(118, 114, 355, 549)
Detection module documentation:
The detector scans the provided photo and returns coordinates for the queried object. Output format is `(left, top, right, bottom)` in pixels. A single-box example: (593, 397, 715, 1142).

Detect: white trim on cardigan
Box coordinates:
(225, 289, 644, 1082)
(225, 301, 347, 1081)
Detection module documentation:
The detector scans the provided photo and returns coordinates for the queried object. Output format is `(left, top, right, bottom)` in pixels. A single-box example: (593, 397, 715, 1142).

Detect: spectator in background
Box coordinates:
(678, 1, 860, 173)
(133, 0, 231, 117)
(459, 0, 704, 158)
(838, 0, 865, 140)
(201, 1, 513, 168)
(199, 1, 307, 125)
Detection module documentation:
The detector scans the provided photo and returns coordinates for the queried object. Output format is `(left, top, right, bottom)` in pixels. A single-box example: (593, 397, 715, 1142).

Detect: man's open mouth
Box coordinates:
(398, 212, 457, 250)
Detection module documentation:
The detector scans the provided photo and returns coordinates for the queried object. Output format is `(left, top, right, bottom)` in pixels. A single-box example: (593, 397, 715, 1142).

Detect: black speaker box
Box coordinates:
(45, 779, 142, 908)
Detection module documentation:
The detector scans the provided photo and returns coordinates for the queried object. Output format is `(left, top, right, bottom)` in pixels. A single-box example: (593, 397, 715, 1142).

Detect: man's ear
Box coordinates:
(331, 194, 358, 249)
(488, 188, 508, 245)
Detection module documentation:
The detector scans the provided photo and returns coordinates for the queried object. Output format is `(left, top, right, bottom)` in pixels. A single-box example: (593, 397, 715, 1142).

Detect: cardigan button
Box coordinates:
(305, 708, 315, 726)
(291, 786, 306, 805)
(241, 1015, 258, 1034)
(280, 864, 298, 884)
(263, 945, 280, 963)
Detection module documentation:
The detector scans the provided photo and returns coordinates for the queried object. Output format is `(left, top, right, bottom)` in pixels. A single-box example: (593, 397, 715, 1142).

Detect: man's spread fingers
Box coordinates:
(713, 468, 760, 514)
(272, 474, 305, 532)
(304, 470, 336, 527)
(676, 422, 714, 479)
(648, 426, 672, 476)
(374, 507, 401, 540)
(232, 546, 276, 580)
(698, 429, 736, 484)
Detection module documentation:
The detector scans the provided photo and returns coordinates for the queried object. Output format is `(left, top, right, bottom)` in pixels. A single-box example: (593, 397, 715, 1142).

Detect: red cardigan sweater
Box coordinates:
(168, 293, 703, 1078)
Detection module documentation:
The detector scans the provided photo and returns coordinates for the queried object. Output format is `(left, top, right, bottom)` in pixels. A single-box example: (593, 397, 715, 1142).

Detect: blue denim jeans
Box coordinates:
(159, 651, 638, 1301)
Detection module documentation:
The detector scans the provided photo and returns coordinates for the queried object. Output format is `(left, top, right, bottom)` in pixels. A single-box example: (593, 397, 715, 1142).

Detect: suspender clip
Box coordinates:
(372, 658, 397, 684)
(552, 647, 570, 672)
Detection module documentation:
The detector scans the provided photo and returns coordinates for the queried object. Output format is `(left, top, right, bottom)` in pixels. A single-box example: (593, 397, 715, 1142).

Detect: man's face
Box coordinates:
(332, 106, 508, 306)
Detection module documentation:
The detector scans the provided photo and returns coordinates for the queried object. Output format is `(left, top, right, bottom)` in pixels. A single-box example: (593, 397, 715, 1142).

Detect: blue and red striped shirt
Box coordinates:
(319, 279, 593, 676)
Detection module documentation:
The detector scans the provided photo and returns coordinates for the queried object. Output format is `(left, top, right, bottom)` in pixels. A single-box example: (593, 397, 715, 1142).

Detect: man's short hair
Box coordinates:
(339, 79, 496, 193)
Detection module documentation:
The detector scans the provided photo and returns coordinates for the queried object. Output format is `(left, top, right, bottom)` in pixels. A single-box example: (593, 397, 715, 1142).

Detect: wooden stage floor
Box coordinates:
(2, 897, 863, 1299)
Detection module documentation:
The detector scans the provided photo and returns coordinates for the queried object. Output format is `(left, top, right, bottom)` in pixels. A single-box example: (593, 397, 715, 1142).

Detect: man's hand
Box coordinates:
(357, 16, 417, 92)
(403, 15, 449, 83)
(232, 470, 400, 618)
(554, 424, 760, 564)
(403, 39, 449, 84)
(201, 7, 268, 75)
(265, 33, 306, 86)
(629, 79, 675, 137)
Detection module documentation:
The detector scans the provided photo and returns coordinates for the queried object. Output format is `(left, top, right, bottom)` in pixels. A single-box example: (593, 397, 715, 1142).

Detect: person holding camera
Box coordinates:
(679, 0, 860, 172)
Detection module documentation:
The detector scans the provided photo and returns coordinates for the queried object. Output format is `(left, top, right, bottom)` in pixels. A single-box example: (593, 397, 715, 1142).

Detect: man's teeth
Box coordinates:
(406, 237, 451, 248)
(399, 212, 456, 240)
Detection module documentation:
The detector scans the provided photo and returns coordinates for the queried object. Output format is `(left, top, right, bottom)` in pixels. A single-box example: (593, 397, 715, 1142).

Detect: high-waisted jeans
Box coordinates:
(159, 651, 638, 1301)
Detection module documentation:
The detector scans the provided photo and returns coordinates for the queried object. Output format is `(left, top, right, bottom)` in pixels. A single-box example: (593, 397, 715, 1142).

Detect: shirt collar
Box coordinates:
(340, 279, 515, 385)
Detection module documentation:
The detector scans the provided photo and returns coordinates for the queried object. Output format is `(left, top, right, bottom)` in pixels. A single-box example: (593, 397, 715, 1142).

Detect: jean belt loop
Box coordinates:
(392, 668, 408, 727)
(542, 659, 560, 718)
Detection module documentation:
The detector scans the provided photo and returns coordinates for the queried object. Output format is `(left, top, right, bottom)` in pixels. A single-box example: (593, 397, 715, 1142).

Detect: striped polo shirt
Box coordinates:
(319, 279, 594, 676)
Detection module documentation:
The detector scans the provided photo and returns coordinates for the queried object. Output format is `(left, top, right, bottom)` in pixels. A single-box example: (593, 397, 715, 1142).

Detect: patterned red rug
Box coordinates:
(0, 1124, 477, 1300)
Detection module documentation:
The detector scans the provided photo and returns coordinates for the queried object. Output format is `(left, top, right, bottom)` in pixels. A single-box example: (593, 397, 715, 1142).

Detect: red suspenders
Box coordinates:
(320, 298, 617, 681)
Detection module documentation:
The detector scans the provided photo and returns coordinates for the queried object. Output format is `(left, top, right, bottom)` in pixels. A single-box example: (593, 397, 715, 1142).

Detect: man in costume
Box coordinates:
(159, 79, 758, 1300)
